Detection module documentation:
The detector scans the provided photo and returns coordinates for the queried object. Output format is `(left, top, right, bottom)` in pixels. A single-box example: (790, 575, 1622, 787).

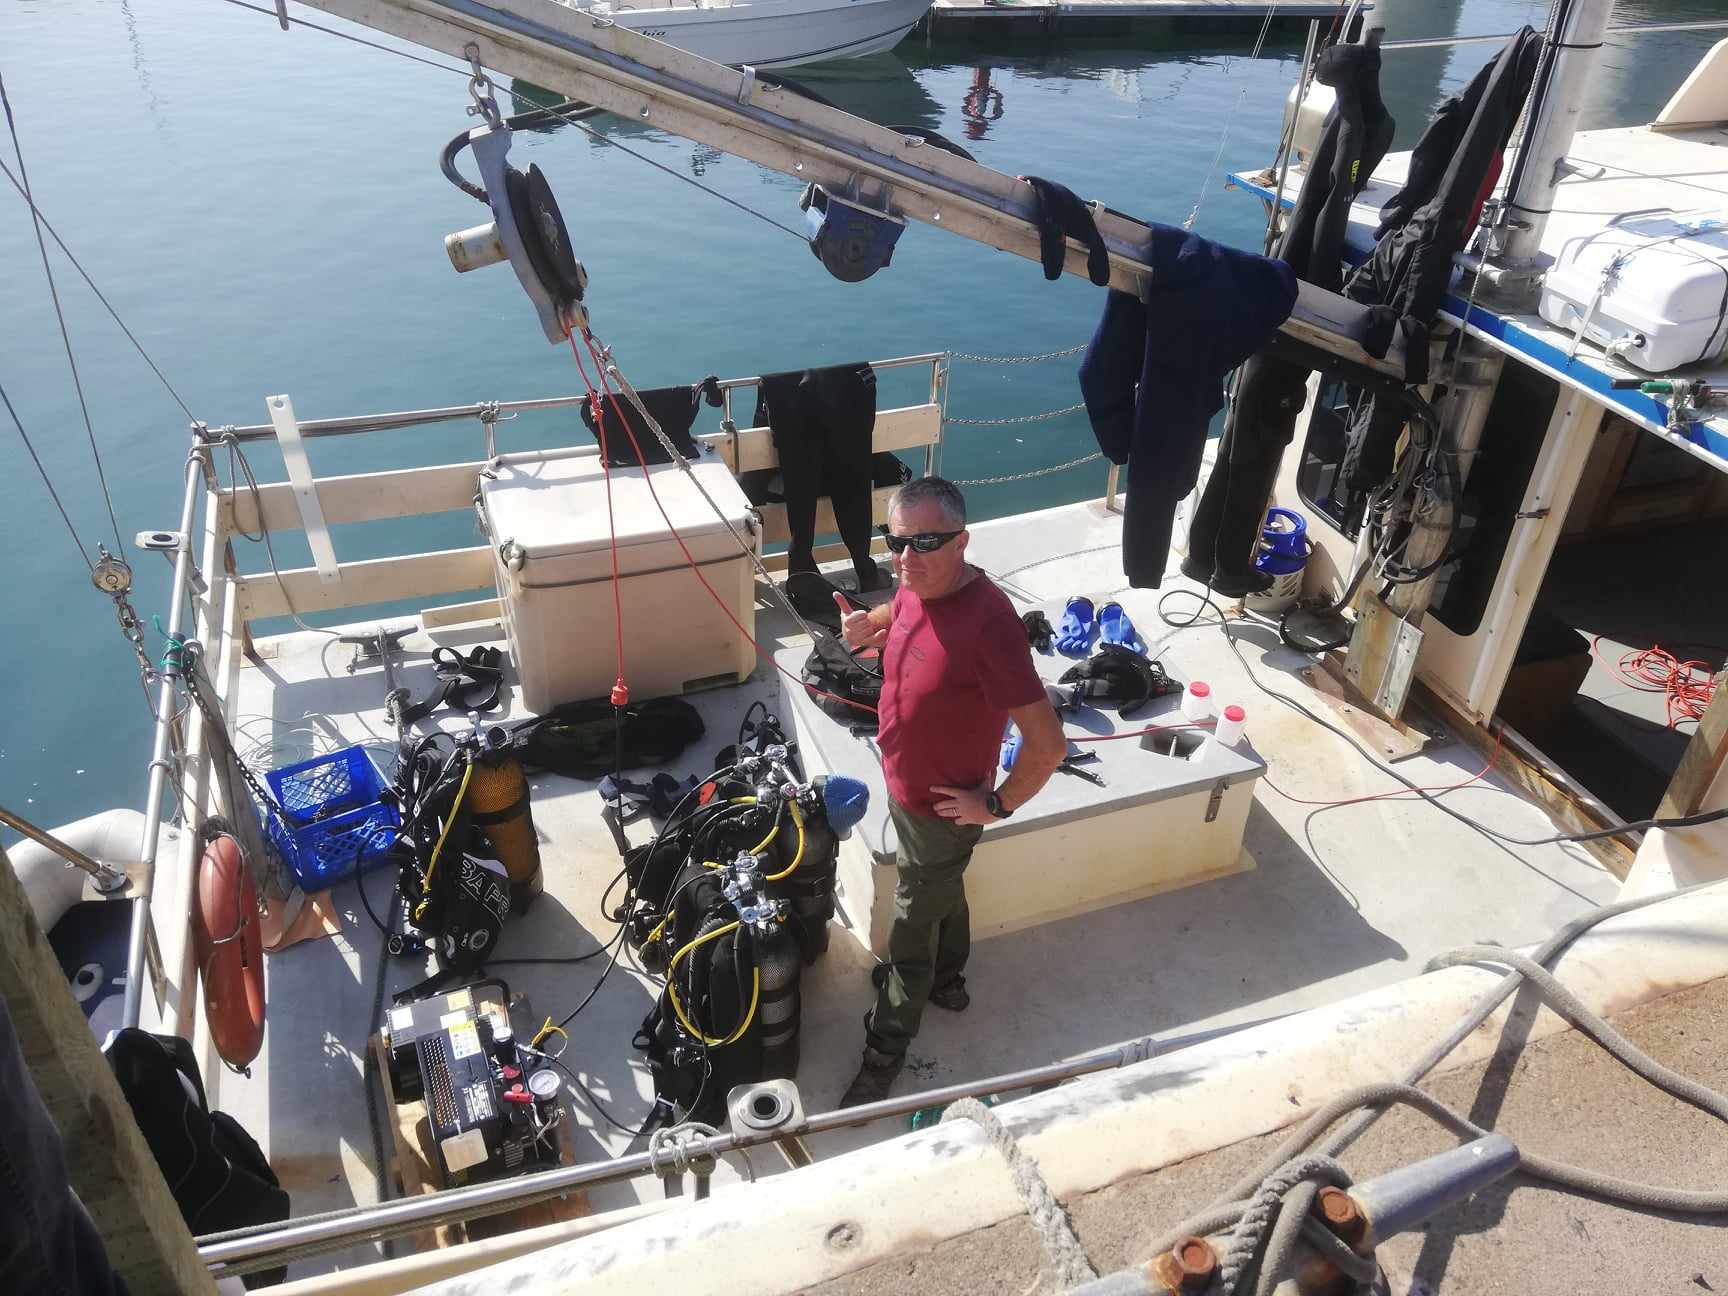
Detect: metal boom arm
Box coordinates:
(293, 0, 1403, 376)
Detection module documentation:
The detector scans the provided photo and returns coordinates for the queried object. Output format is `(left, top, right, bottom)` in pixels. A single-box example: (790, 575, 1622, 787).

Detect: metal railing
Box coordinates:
(198, 1014, 1283, 1278)
(121, 445, 208, 1028)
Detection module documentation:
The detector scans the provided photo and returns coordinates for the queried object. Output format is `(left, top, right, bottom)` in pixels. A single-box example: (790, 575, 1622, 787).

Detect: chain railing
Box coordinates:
(951, 450, 1105, 487)
(940, 343, 1113, 495)
(945, 402, 1088, 427)
(950, 342, 1087, 365)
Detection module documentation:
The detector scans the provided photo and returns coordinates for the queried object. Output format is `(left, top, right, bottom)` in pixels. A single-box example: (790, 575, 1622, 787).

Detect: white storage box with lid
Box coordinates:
(479, 452, 758, 713)
(1538, 209, 1728, 373)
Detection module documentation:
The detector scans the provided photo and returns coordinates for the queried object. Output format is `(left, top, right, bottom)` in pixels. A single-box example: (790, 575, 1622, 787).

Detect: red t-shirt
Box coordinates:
(878, 570, 1047, 818)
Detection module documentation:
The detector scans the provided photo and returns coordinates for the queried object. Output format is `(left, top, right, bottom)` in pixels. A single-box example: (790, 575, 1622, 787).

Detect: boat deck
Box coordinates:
(211, 496, 1621, 1278)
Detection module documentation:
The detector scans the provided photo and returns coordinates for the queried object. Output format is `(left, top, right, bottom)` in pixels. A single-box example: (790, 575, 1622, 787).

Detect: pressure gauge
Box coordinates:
(527, 1068, 562, 1104)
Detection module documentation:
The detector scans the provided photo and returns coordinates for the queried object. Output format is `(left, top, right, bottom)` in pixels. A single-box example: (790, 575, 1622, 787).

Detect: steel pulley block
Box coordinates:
(442, 125, 587, 344)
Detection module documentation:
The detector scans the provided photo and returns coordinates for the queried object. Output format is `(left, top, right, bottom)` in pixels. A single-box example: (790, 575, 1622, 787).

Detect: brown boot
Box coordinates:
(840, 1046, 904, 1108)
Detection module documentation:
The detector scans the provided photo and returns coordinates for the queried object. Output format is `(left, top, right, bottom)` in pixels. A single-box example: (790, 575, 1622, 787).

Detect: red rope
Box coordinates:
(566, 325, 629, 706)
(572, 329, 879, 715)
(1591, 636, 1721, 729)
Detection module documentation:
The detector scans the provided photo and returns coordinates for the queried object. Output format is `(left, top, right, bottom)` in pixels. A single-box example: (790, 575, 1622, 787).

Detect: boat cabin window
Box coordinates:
(1295, 376, 1365, 538)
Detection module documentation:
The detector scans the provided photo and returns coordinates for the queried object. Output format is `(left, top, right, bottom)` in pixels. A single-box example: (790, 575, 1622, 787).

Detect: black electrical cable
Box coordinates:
(483, 948, 612, 968)
(598, 861, 635, 927)
(524, 1047, 660, 1138)
(553, 921, 632, 1031)
(352, 839, 399, 939)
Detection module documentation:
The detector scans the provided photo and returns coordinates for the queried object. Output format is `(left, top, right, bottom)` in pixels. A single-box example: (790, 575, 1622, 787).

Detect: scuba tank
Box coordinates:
(623, 751, 869, 1127)
(634, 848, 799, 1128)
(765, 805, 836, 964)
(754, 920, 801, 1080)
(393, 744, 511, 973)
(466, 747, 542, 912)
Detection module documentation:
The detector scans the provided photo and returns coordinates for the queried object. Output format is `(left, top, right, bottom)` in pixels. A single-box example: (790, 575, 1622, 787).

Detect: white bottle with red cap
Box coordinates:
(1180, 679, 1213, 723)
(1201, 703, 1247, 758)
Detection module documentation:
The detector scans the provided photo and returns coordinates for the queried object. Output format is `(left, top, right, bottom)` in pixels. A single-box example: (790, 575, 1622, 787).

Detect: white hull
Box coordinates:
(572, 0, 931, 68)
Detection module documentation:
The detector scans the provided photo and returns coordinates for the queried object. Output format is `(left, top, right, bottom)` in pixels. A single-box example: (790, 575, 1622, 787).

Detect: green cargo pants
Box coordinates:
(866, 798, 984, 1058)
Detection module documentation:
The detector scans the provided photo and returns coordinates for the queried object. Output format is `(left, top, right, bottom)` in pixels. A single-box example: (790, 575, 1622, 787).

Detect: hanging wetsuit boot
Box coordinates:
(1023, 176, 1111, 286)
(1180, 383, 1295, 596)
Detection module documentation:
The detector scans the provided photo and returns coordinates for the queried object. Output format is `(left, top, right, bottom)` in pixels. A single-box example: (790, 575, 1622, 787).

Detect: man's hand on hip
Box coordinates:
(836, 592, 888, 651)
(931, 779, 995, 826)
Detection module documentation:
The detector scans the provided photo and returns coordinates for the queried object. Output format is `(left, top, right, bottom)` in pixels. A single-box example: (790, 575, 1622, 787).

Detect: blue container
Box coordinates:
(262, 746, 400, 891)
(1255, 507, 1310, 577)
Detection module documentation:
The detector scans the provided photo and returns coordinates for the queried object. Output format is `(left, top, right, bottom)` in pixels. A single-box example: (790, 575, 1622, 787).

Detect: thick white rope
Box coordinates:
(942, 1098, 1099, 1290)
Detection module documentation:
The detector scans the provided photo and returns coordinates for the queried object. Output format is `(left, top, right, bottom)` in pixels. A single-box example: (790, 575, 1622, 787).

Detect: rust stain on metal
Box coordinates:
(1151, 1235, 1218, 1293)
(1317, 1187, 1369, 1248)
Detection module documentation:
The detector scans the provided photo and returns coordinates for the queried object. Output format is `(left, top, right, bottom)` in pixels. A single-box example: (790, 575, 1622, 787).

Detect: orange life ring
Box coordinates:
(194, 833, 266, 1069)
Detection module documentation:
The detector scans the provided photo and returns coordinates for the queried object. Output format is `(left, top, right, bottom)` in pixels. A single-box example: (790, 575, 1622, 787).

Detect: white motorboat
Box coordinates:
(556, 0, 934, 68)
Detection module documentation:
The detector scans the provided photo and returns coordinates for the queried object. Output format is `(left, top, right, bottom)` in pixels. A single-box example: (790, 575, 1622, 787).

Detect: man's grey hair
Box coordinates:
(889, 476, 967, 528)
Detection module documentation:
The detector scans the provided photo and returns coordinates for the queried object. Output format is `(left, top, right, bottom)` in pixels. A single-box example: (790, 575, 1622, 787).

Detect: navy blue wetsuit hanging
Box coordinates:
(1079, 224, 1298, 589)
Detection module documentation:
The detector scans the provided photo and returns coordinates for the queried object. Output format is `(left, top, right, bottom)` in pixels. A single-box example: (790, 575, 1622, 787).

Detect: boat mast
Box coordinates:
(1487, 0, 1615, 298)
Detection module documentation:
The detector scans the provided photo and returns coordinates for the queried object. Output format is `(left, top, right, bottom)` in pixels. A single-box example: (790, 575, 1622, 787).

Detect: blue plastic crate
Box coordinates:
(261, 746, 400, 890)
(267, 745, 384, 825)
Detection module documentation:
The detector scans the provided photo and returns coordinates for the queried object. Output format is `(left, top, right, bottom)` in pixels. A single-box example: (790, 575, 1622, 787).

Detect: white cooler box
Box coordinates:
(480, 453, 759, 713)
(1539, 209, 1728, 373)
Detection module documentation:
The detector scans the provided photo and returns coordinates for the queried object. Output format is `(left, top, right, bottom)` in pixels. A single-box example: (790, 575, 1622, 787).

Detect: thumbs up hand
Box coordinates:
(835, 591, 887, 652)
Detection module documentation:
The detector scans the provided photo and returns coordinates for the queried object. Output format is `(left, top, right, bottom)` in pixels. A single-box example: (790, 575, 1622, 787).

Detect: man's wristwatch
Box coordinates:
(984, 790, 1012, 820)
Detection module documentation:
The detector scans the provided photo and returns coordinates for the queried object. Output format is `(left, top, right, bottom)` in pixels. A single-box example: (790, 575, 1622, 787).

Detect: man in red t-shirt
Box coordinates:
(836, 477, 1066, 1107)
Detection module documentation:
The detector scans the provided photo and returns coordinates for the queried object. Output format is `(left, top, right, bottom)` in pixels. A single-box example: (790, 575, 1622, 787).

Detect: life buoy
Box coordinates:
(194, 833, 266, 1069)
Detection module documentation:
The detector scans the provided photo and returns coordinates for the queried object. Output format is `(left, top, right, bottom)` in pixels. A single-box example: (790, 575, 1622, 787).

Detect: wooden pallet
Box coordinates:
(370, 989, 589, 1253)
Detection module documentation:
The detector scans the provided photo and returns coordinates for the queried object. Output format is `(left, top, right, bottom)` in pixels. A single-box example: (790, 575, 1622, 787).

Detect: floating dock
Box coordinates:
(924, 0, 1351, 33)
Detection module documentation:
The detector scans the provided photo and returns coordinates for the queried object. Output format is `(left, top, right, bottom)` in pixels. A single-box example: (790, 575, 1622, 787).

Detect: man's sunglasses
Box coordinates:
(879, 526, 963, 555)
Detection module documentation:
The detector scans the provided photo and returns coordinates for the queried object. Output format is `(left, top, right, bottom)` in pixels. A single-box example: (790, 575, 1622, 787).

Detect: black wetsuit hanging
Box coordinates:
(1181, 39, 1394, 595)
(746, 363, 889, 592)
(1339, 27, 1541, 492)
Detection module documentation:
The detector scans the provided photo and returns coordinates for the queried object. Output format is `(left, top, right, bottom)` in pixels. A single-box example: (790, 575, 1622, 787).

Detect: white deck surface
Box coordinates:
(215, 496, 1622, 1278)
